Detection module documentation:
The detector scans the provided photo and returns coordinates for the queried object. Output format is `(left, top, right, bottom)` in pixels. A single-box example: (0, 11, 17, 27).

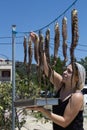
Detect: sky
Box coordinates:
(0, 0, 87, 63)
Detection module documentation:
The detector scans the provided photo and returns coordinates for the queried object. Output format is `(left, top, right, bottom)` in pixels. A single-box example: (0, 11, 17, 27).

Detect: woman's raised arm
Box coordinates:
(30, 32, 62, 90)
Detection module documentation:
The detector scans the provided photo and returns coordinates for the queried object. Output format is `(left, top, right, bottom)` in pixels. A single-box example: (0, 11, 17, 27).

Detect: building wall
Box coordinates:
(0, 59, 12, 82)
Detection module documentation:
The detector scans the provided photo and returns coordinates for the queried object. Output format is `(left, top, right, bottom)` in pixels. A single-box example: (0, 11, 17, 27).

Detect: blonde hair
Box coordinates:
(75, 63, 86, 90)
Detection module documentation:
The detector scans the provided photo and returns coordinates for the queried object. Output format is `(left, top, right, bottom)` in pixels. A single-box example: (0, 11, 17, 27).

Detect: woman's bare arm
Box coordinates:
(43, 52, 62, 90)
(27, 92, 83, 128)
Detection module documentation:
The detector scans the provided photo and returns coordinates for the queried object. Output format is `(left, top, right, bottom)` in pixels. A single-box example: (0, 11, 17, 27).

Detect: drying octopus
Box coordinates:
(44, 28, 53, 80)
(70, 9, 79, 70)
(54, 22, 60, 66)
(27, 36, 33, 75)
(62, 17, 68, 65)
(39, 33, 44, 70)
(37, 33, 44, 87)
(30, 32, 46, 90)
(23, 36, 27, 64)
(45, 28, 50, 65)
(30, 32, 39, 67)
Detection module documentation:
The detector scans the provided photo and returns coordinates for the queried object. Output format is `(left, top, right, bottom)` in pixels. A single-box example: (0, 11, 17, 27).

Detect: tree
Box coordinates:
(0, 57, 64, 129)
(0, 82, 12, 129)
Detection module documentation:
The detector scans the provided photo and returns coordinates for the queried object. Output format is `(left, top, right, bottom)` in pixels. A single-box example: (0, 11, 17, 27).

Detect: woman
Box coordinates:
(27, 32, 86, 130)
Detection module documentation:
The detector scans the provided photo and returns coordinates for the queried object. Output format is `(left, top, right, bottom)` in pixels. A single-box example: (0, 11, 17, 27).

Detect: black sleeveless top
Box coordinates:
(52, 89, 84, 130)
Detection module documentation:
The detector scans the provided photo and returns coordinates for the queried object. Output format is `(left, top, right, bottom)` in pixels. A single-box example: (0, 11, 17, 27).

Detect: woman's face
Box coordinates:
(62, 64, 73, 84)
(62, 64, 79, 86)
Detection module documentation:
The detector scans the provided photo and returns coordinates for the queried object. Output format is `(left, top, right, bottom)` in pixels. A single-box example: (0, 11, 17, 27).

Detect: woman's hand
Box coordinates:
(30, 32, 39, 44)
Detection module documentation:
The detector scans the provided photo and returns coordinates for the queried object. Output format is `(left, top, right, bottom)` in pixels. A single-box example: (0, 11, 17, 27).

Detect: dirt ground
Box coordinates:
(16, 115, 87, 130)
(83, 117, 87, 130)
(16, 116, 87, 130)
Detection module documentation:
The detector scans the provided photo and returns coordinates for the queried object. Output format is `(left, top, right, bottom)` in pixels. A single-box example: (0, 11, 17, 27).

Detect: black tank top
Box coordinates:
(52, 88, 84, 130)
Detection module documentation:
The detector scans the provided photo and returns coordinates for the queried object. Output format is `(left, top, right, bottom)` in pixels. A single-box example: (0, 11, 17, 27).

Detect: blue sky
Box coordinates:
(0, 0, 87, 63)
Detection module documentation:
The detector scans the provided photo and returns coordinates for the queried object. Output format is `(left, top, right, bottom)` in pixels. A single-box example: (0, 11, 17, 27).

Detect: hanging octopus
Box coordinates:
(23, 36, 27, 64)
(30, 32, 39, 66)
(27, 36, 33, 75)
(70, 9, 79, 70)
(44, 28, 53, 81)
(36, 32, 44, 88)
(45, 28, 50, 65)
(54, 22, 60, 66)
(62, 17, 68, 65)
(39, 33, 44, 70)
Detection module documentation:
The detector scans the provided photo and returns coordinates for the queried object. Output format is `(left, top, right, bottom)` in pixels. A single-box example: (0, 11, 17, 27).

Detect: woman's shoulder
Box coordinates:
(67, 92, 84, 111)
(70, 92, 84, 107)
(71, 92, 83, 100)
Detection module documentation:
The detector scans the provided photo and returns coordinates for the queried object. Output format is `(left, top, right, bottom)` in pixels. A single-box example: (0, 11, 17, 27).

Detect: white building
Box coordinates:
(0, 58, 12, 82)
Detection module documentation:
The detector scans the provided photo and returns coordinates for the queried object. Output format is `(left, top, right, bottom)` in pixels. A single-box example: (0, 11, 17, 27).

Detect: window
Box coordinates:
(2, 70, 10, 77)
